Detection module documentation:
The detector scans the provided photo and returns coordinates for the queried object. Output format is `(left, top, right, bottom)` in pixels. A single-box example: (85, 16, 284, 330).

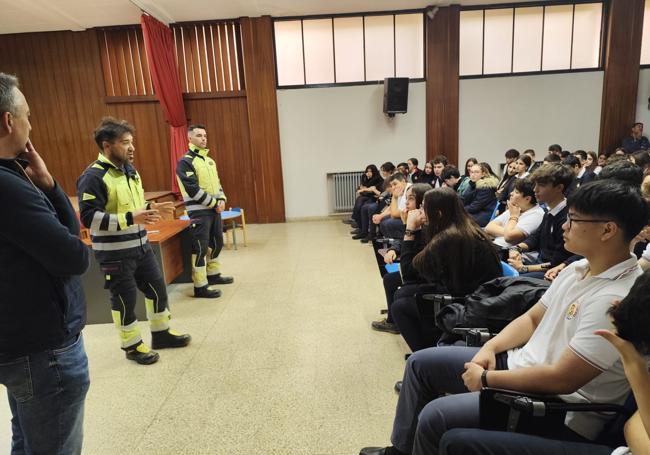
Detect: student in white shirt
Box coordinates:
(360, 179, 649, 455)
(485, 178, 544, 248)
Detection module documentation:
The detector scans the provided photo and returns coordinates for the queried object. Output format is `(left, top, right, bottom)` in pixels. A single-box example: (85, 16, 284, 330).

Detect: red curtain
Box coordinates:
(140, 13, 187, 194)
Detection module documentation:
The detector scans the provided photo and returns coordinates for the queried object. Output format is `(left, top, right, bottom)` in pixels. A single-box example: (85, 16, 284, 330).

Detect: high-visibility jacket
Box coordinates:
(176, 144, 227, 217)
(77, 153, 148, 261)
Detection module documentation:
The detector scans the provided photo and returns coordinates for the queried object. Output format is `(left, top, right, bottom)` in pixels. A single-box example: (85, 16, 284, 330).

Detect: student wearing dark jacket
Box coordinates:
(350, 164, 384, 235)
(462, 164, 499, 227)
(0, 73, 90, 454)
(390, 187, 502, 352)
(372, 184, 430, 334)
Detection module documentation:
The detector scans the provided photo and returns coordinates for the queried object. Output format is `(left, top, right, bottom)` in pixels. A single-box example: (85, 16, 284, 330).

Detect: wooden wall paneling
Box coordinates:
(120, 30, 138, 95)
(425, 6, 460, 165)
(195, 25, 211, 92)
(98, 31, 115, 96)
(188, 26, 204, 92)
(129, 29, 146, 96)
(135, 29, 155, 95)
(173, 27, 188, 93)
(234, 23, 246, 91)
(203, 25, 217, 92)
(599, 0, 645, 154)
(240, 16, 286, 223)
(218, 24, 233, 91)
(182, 27, 197, 92)
(212, 24, 226, 91)
(226, 23, 240, 91)
(107, 31, 127, 96)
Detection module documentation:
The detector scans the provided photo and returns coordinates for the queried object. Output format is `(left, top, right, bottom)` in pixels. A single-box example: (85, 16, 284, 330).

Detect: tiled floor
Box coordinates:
(0, 220, 409, 454)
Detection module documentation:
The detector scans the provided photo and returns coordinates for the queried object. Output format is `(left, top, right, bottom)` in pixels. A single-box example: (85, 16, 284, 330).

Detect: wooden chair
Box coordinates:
(222, 208, 248, 250)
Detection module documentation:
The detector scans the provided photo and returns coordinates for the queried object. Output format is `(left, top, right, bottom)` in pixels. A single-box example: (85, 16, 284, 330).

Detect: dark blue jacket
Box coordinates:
(0, 159, 88, 358)
(462, 176, 499, 227)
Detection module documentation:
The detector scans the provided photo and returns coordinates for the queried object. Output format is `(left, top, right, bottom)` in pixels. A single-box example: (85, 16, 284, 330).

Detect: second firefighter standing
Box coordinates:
(176, 124, 234, 298)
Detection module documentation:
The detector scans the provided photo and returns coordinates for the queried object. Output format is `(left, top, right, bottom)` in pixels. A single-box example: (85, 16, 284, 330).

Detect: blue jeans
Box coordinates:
(1, 334, 90, 455)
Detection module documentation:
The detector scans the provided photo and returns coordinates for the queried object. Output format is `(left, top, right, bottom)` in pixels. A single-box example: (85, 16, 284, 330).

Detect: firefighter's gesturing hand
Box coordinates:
(133, 209, 161, 225)
(150, 201, 174, 219)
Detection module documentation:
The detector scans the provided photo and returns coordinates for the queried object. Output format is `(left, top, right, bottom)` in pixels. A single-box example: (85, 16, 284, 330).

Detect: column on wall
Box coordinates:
(239, 16, 286, 223)
(599, 0, 645, 154)
(425, 5, 460, 165)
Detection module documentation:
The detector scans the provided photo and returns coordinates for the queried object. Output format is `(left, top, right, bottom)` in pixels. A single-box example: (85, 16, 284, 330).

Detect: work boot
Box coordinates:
(125, 342, 159, 365)
(151, 329, 192, 349)
(194, 285, 222, 299)
(208, 274, 234, 285)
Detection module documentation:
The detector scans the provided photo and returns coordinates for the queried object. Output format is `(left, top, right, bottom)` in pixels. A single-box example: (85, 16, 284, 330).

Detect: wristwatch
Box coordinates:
(520, 265, 529, 274)
(404, 228, 421, 236)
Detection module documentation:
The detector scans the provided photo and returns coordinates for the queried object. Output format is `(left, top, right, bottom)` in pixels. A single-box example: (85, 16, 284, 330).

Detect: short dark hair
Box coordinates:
(548, 144, 562, 154)
(598, 160, 644, 186)
(389, 172, 406, 183)
(94, 117, 135, 149)
(0, 72, 19, 115)
(531, 162, 573, 190)
(432, 155, 449, 166)
(574, 150, 587, 161)
(562, 155, 581, 168)
(524, 149, 535, 157)
(632, 122, 644, 129)
(397, 162, 408, 169)
(632, 150, 650, 170)
(608, 271, 650, 355)
(567, 179, 649, 242)
(408, 157, 419, 166)
(441, 165, 461, 181)
(560, 150, 571, 159)
(381, 161, 396, 173)
(188, 124, 206, 132)
(513, 178, 537, 205)
(543, 153, 562, 163)
(505, 149, 520, 160)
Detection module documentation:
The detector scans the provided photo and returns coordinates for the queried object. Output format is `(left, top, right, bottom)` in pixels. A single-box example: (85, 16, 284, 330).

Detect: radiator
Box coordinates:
(327, 171, 364, 213)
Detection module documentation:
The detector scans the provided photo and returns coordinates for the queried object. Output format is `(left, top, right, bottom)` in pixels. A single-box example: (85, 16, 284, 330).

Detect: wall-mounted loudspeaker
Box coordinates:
(383, 77, 409, 117)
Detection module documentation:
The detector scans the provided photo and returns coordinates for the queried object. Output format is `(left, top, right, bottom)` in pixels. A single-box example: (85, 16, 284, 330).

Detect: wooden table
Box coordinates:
(81, 219, 192, 324)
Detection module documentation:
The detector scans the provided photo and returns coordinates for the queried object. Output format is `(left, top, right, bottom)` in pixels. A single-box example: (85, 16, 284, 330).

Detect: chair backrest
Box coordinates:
(501, 261, 519, 277)
(232, 207, 241, 213)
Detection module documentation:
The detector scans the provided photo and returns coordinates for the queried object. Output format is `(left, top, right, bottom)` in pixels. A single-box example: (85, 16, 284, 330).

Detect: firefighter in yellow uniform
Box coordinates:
(77, 118, 191, 365)
(176, 124, 234, 298)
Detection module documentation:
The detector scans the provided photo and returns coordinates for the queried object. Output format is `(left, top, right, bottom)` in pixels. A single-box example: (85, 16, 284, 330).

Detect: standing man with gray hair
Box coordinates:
(0, 72, 90, 453)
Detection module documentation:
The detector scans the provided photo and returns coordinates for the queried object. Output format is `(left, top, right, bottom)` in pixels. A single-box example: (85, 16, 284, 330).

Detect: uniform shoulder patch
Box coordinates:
(82, 192, 96, 201)
(186, 171, 195, 177)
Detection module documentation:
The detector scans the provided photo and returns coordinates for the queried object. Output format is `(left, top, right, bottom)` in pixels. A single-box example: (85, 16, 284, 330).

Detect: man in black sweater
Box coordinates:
(0, 73, 90, 452)
(508, 163, 574, 279)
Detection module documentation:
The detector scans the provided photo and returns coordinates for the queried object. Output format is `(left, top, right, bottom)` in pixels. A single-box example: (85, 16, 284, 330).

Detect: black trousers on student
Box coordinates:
(360, 201, 378, 236)
(383, 271, 403, 323)
(392, 283, 444, 352)
(352, 195, 374, 226)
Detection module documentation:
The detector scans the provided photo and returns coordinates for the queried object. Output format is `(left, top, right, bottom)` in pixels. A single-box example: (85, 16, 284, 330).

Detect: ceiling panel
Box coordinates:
(0, 0, 542, 35)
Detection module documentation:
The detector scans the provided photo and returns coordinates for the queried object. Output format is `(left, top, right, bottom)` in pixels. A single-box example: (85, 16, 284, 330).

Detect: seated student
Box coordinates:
(397, 162, 409, 178)
(378, 173, 410, 240)
(407, 158, 422, 183)
(524, 149, 540, 173)
(438, 270, 650, 455)
(372, 184, 431, 334)
(597, 152, 607, 172)
(419, 161, 435, 186)
(544, 153, 562, 163)
(441, 165, 465, 193)
(514, 154, 532, 180)
(358, 164, 396, 241)
(507, 163, 574, 278)
(585, 150, 601, 175)
(496, 161, 518, 213)
(499, 148, 520, 177)
(614, 148, 628, 157)
(351, 164, 384, 231)
(485, 178, 544, 248)
(390, 188, 501, 352)
(564, 155, 593, 196)
(630, 149, 650, 174)
(360, 179, 648, 455)
(548, 143, 563, 157)
(621, 122, 650, 153)
(462, 163, 499, 227)
(458, 158, 478, 197)
(363, 174, 398, 241)
(431, 155, 449, 188)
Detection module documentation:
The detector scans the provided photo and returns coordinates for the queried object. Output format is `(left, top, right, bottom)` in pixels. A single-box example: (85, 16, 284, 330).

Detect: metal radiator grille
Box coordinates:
(327, 171, 363, 213)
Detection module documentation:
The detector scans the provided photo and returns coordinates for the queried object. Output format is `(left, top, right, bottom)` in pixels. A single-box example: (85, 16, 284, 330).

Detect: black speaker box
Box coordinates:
(383, 77, 409, 115)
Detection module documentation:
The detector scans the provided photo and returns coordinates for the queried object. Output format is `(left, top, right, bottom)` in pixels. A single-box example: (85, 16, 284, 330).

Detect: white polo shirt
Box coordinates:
(398, 183, 412, 211)
(492, 205, 544, 248)
(507, 255, 642, 440)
